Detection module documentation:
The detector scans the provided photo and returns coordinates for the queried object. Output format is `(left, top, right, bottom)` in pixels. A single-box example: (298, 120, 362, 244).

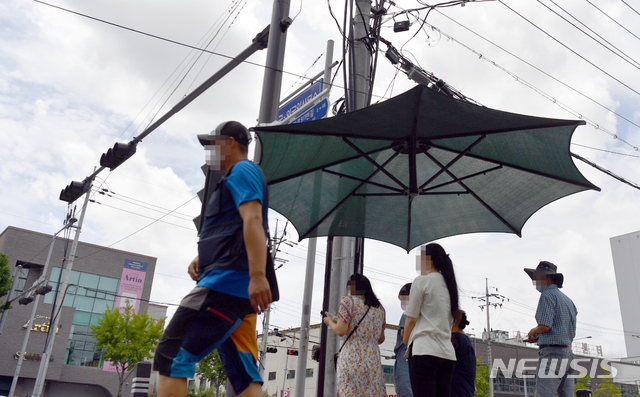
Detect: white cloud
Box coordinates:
(1, 0, 639, 361)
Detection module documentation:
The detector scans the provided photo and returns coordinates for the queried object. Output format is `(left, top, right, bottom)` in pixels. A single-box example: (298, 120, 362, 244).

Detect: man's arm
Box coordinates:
(238, 199, 272, 313)
(526, 324, 551, 342)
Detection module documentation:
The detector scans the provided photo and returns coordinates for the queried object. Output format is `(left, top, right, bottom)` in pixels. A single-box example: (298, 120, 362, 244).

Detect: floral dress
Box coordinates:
(336, 295, 386, 397)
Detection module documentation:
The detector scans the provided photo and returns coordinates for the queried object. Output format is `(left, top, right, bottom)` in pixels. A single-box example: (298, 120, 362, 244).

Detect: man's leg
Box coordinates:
(534, 348, 565, 397)
(238, 382, 263, 397)
(218, 314, 264, 396)
(557, 351, 575, 397)
(158, 375, 188, 397)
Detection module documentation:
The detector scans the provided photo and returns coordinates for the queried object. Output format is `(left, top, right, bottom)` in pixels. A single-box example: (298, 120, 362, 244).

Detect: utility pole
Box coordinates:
(32, 185, 91, 397)
(0, 264, 23, 335)
(7, 216, 77, 397)
(472, 278, 508, 397)
(254, 0, 291, 392)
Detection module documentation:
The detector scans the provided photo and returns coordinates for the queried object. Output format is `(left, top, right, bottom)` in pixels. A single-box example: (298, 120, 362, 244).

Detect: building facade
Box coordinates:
(0, 226, 157, 397)
(610, 229, 640, 359)
(259, 325, 639, 397)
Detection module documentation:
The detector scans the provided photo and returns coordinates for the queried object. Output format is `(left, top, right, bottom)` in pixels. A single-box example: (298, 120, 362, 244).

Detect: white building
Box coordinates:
(260, 323, 400, 397)
(610, 229, 640, 359)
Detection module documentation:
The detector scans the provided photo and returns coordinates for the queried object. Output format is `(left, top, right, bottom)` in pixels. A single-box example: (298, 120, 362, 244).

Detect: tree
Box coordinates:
(476, 357, 490, 397)
(594, 372, 622, 397)
(90, 303, 165, 397)
(0, 253, 11, 312)
(575, 375, 592, 393)
(196, 350, 227, 397)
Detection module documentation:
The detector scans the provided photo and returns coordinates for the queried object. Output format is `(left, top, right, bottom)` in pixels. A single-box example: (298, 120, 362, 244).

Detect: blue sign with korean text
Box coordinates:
(290, 98, 329, 124)
(278, 79, 323, 122)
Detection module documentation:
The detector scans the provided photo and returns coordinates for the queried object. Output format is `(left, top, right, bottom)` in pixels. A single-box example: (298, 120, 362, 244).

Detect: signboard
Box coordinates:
(104, 259, 148, 372)
(115, 259, 148, 313)
(278, 79, 323, 123)
(290, 98, 329, 124)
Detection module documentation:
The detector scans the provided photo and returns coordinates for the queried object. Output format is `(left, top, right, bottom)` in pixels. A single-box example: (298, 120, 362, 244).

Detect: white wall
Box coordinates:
(610, 230, 640, 357)
(261, 324, 399, 397)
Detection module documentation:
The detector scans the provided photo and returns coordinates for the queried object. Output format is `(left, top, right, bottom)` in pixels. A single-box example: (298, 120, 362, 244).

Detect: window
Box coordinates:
(383, 365, 394, 384)
(287, 370, 295, 379)
(14, 267, 29, 293)
(268, 372, 276, 381)
(306, 368, 314, 378)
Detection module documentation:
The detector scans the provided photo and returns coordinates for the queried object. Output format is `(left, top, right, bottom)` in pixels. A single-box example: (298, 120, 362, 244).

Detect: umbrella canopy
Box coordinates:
(253, 85, 599, 252)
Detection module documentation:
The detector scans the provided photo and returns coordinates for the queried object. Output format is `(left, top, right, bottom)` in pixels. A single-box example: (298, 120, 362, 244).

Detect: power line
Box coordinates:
(498, 0, 640, 98)
(427, 14, 640, 151)
(538, 0, 640, 69)
(587, 0, 640, 42)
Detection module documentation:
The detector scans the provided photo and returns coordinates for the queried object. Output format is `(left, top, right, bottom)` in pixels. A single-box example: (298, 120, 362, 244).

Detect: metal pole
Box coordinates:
(316, 236, 333, 397)
(294, 39, 333, 397)
(0, 264, 23, 335)
(254, 0, 291, 383)
(32, 188, 91, 397)
(257, 0, 292, 125)
(486, 278, 494, 397)
(294, 237, 317, 397)
(8, 222, 72, 397)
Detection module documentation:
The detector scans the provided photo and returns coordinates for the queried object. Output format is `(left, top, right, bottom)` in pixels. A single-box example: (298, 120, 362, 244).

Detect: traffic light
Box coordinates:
(59, 180, 90, 203)
(287, 349, 298, 356)
(35, 284, 53, 295)
(266, 347, 278, 354)
(311, 345, 320, 362)
(18, 293, 34, 305)
(18, 278, 53, 305)
(100, 141, 137, 170)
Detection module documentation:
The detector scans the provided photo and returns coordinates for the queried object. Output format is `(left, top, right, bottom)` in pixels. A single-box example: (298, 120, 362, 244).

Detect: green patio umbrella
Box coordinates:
(253, 84, 599, 252)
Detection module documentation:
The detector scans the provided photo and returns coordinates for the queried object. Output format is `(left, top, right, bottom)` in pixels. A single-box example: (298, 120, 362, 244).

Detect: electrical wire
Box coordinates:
(538, 0, 640, 69)
(498, 0, 640, 98)
(425, 14, 640, 152)
(587, 0, 640, 42)
(621, 0, 640, 16)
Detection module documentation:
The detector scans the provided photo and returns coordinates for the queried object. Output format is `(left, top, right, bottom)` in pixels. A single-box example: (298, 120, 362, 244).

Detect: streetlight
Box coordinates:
(8, 217, 77, 397)
(575, 336, 593, 341)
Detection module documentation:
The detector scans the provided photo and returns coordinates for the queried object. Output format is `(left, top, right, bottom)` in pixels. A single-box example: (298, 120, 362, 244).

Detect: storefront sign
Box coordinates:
(14, 351, 54, 361)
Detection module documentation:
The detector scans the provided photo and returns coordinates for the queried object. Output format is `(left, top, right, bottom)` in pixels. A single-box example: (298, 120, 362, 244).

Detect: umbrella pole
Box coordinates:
(317, 236, 334, 397)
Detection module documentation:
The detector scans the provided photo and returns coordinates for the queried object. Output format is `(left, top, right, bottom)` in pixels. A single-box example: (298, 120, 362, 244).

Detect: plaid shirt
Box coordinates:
(535, 284, 577, 346)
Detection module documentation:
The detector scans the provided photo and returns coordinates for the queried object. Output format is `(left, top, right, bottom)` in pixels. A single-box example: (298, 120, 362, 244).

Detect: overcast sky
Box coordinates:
(2, 0, 640, 361)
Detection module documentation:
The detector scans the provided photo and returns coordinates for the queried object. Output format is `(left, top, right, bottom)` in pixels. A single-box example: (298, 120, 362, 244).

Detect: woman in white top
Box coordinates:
(403, 243, 460, 397)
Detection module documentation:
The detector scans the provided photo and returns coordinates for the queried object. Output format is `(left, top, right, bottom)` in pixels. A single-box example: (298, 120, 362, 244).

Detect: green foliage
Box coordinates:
(475, 357, 490, 397)
(594, 372, 622, 397)
(188, 384, 221, 397)
(91, 303, 165, 397)
(575, 375, 592, 393)
(195, 350, 227, 397)
(0, 253, 11, 312)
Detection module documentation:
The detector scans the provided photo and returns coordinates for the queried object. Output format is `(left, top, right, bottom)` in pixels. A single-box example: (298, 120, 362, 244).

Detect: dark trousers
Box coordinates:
(408, 352, 456, 397)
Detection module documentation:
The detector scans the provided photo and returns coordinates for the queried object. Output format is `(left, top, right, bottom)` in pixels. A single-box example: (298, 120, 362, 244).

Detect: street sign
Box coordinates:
(289, 98, 329, 124)
(278, 79, 323, 122)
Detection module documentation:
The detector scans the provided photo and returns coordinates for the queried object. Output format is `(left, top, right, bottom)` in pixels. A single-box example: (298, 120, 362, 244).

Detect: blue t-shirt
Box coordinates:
(198, 160, 265, 298)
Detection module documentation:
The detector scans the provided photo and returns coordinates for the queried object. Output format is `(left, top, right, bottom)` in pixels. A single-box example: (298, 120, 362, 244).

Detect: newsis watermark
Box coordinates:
(490, 358, 618, 379)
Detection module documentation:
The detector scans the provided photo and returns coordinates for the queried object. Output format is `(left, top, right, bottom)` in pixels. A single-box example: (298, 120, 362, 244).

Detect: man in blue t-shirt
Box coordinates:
(155, 121, 278, 397)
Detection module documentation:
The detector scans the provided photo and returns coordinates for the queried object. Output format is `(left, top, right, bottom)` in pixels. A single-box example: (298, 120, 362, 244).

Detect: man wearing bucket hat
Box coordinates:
(524, 261, 577, 397)
(154, 121, 278, 397)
